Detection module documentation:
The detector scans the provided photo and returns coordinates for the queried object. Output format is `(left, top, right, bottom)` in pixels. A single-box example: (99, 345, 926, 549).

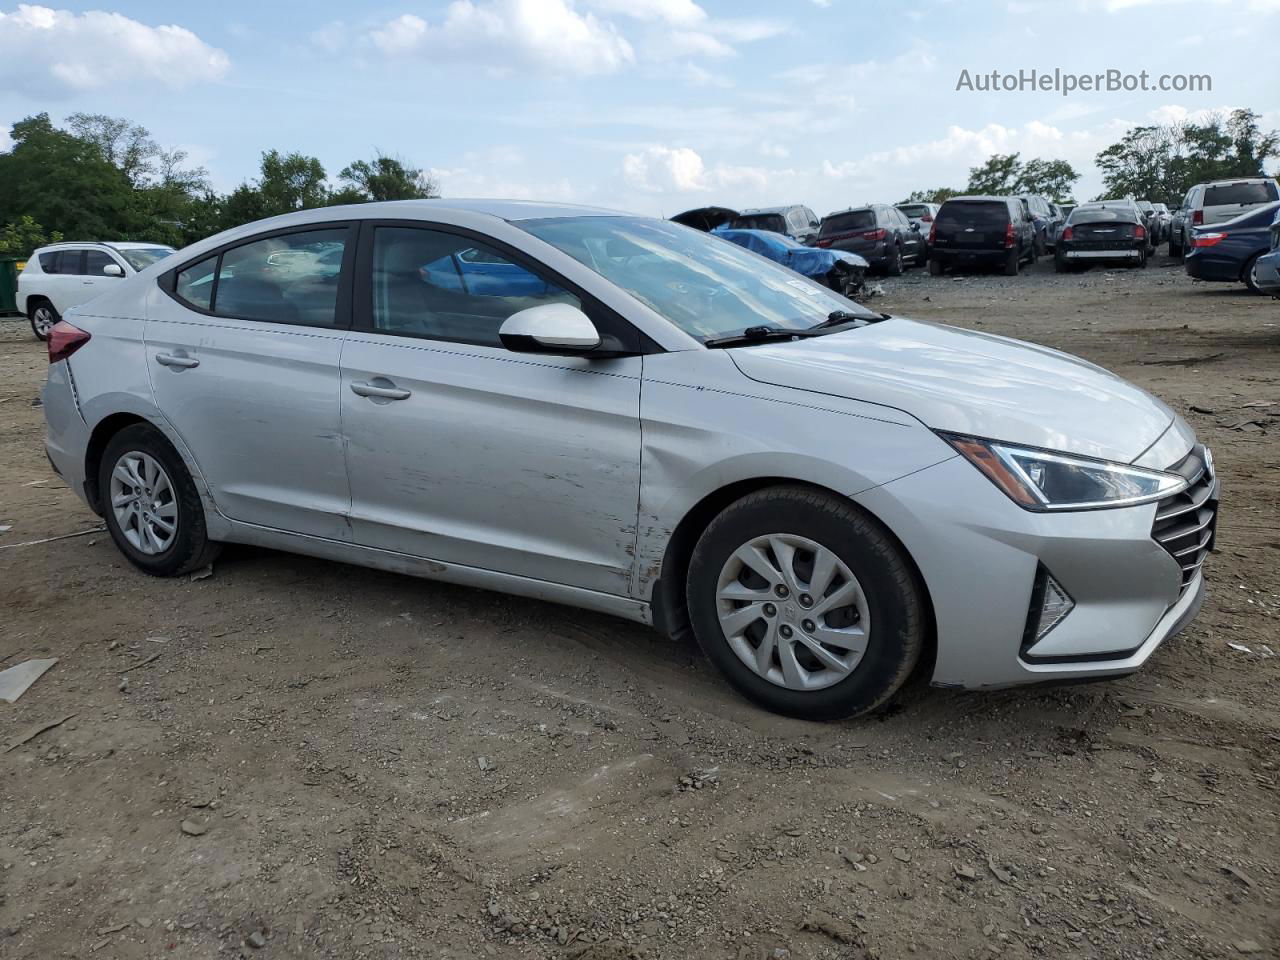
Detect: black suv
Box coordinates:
(928, 196, 1037, 276)
(814, 204, 925, 275)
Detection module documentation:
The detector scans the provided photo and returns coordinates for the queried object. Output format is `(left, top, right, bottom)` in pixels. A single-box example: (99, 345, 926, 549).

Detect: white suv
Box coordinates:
(1170, 178, 1280, 257)
(18, 242, 175, 340)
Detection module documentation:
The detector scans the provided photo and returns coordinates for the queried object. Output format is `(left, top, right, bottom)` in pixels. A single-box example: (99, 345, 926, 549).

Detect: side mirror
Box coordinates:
(103, 263, 124, 277)
(910, 222, 920, 231)
(499, 303, 601, 356)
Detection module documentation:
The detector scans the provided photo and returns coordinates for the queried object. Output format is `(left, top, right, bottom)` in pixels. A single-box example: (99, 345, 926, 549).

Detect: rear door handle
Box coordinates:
(350, 380, 411, 401)
(156, 352, 199, 369)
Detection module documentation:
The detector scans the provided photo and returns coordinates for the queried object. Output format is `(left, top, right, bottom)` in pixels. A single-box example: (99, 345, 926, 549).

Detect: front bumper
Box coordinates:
(855, 448, 1213, 690)
(1255, 250, 1280, 295)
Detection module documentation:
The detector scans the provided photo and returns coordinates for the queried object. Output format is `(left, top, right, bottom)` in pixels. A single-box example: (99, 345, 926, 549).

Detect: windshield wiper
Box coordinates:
(704, 325, 812, 349)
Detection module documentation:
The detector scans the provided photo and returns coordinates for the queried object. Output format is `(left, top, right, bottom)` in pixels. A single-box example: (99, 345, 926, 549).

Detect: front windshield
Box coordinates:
(119, 247, 175, 271)
(520, 216, 876, 341)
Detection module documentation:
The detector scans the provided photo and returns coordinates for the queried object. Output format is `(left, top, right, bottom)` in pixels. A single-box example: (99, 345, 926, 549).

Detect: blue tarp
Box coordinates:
(714, 228, 867, 279)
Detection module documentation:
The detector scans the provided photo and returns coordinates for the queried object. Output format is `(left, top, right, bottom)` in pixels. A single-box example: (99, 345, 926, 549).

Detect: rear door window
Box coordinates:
(213, 228, 350, 327)
(1204, 182, 1279, 206)
(42, 250, 85, 275)
(730, 214, 787, 233)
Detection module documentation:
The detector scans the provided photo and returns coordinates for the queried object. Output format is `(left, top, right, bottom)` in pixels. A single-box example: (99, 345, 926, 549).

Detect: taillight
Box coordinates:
(47, 321, 91, 364)
(928, 221, 937, 245)
(863, 228, 886, 242)
(1192, 210, 1204, 226)
(1004, 222, 1015, 248)
(1061, 226, 1073, 242)
(815, 238, 833, 248)
(1193, 232, 1226, 247)
(1134, 224, 1146, 240)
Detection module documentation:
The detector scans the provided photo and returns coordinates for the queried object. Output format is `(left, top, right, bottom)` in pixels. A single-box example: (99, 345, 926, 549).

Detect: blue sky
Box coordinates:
(2, 0, 1277, 216)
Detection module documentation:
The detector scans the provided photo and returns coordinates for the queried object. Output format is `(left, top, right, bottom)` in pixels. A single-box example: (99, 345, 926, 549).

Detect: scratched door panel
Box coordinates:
(340, 333, 642, 596)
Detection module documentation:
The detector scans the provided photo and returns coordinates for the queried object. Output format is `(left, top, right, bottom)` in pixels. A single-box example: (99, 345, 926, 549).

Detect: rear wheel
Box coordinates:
(886, 244, 904, 276)
(1169, 233, 1183, 258)
(99, 424, 220, 577)
(1003, 248, 1020, 276)
(686, 486, 925, 720)
(29, 301, 59, 341)
(927, 257, 943, 276)
(1054, 255, 1070, 273)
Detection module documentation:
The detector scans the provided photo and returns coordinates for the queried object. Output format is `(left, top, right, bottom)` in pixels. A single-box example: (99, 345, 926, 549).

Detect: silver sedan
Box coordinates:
(41, 200, 1217, 719)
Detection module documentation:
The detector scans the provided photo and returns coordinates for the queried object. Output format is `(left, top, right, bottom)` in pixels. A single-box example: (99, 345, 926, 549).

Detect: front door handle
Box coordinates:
(350, 380, 411, 401)
(156, 352, 199, 369)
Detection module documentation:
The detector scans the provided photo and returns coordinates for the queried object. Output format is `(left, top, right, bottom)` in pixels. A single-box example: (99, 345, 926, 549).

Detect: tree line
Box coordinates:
(0, 112, 437, 255)
(900, 108, 1278, 207)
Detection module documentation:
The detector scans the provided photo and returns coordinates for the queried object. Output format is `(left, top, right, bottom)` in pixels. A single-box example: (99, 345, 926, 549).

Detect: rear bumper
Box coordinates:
(42, 362, 92, 507)
(1063, 248, 1142, 260)
(930, 246, 1008, 266)
(1184, 251, 1243, 282)
(1255, 250, 1280, 294)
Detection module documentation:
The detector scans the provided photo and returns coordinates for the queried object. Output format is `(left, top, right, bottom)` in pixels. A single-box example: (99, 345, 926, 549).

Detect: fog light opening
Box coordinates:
(1021, 566, 1076, 655)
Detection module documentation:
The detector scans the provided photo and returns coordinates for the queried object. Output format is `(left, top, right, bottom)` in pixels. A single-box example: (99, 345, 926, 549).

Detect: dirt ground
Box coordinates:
(2, 253, 1278, 960)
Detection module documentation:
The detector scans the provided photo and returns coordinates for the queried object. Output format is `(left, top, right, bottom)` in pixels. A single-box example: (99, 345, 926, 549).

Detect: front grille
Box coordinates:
(1151, 445, 1217, 593)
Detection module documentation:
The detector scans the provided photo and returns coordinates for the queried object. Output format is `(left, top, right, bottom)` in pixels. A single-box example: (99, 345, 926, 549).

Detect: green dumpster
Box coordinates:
(0, 256, 21, 315)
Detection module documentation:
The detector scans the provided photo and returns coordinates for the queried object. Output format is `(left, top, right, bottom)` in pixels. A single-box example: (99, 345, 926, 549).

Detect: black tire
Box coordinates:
(916, 243, 929, 267)
(1027, 242, 1039, 266)
(28, 299, 59, 342)
(885, 244, 904, 276)
(1243, 253, 1264, 294)
(686, 486, 926, 721)
(1138, 249, 1148, 269)
(1054, 255, 1070, 273)
(98, 423, 220, 577)
(1003, 247, 1020, 276)
(1169, 233, 1183, 259)
(927, 257, 943, 276)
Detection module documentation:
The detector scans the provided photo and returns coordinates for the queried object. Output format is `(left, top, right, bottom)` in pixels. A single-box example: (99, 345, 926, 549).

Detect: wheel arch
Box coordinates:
(649, 477, 937, 678)
(83, 413, 152, 514)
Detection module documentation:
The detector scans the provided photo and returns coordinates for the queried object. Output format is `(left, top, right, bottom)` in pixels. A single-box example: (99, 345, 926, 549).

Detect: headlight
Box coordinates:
(940, 433, 1188, 511)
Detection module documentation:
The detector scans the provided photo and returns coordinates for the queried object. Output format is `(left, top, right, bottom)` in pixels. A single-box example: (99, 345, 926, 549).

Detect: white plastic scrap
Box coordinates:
(0, 658, 59, 704)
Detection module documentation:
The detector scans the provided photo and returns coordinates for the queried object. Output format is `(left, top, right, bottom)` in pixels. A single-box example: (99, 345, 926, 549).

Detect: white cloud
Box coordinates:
(620, 144, 772, 194)
(0, 4, 229, 97)
(369, 0, 634, 75)
(658, 30, 735, 59)
(431, 147, 578, 201)
(0, 123, 11, 153)
(581, 0, 707, 26)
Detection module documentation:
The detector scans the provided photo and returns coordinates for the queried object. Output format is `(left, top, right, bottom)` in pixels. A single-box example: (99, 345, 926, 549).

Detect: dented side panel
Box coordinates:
(341, 333, 643, 595)
(634, 351, 954, 599)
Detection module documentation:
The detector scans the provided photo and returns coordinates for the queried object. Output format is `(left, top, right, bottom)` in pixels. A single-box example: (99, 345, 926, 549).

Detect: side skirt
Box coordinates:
(217, 519, 653, 626)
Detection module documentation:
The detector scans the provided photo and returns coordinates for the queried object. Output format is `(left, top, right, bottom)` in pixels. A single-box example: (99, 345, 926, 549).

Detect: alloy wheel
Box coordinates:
(715, 533, 871, 691)
(109, 451, 178, 555)
(32, 306, 55, 338)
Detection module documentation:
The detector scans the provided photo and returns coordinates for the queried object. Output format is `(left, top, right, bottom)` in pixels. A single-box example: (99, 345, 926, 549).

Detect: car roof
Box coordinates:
(823, 206, 876, 217)
(737, 206, 801, 215)
(940, 195, 1015, 204)
(35, 240, 174, 252)
(1201, 177, 1276, 187)
(352, 198, 628, 221)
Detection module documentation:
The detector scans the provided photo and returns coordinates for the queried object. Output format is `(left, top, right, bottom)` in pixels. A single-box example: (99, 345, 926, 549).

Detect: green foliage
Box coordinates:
(0, 215, 62, 257)
(337, 153, 439, 203)
(964, 152, 1080, 199)
(1095, 109, 1279, 204)
(0, 113, 440, 247)
(899, 187, 961, 204)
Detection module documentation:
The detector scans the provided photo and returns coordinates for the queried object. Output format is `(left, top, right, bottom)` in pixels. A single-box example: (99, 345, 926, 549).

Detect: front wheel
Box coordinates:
(1243, 253, 1264, 294)
(686, 486, 926, 720)
(29, 301, 59, 341)
(99, 424, 220, 577)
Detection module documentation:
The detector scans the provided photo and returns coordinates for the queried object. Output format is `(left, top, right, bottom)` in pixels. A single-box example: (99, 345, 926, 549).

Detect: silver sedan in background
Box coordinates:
(41, 200, 1217, 719)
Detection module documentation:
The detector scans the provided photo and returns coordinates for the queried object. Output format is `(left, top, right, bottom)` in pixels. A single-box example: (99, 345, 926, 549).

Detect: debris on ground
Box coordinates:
(0, 657, 58, 703)
(4, 713, 77, 753)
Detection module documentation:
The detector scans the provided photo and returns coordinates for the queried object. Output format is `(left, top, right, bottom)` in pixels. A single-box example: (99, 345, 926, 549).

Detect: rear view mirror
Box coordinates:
(103, 263, 124, 277)
(499, 303, 602, 356)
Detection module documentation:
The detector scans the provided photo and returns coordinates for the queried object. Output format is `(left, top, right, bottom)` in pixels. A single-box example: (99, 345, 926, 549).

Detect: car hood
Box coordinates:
(729, 318, 1175, 463)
